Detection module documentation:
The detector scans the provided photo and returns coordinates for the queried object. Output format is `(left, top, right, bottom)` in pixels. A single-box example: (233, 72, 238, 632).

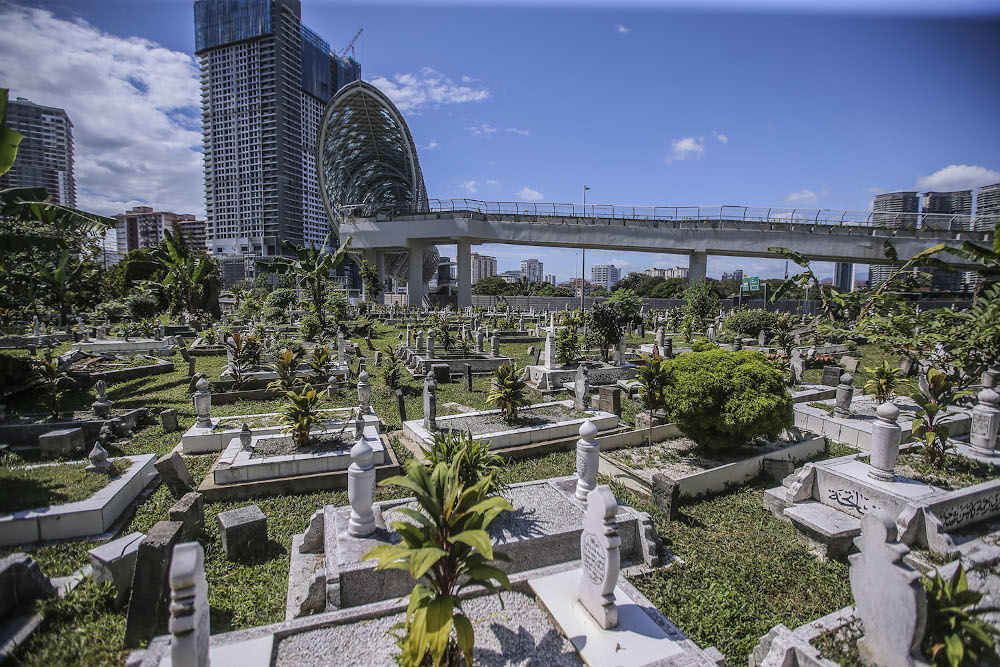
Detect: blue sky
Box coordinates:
(4, 0, 1000, 282)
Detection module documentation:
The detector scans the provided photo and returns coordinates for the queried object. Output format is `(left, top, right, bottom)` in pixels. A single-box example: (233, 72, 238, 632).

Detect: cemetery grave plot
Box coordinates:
(0, 459, 126, 513)
(857, 448, 1000, 490)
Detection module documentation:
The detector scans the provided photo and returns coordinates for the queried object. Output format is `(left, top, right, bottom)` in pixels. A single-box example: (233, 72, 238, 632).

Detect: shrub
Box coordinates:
(691, 340, 718, 352)
(279, 384, 324, 448)
(722, 309, 779, 338)
(300, 314, 321, 341)
(307, 346, 334, 385)
(922, 563, 998, 666)
(684, 279, 720, 321)
(267, 348, 304, 393)
(555, 327, 580, 365)
(125, 292, 161, 320)
(486, 362, 530, 422)
(269, 337, 305, 360)
(382, 354, 403, 392)
(422, 430, 507, 496)
(863, 359, 903, 404)
(364, 456, 513, 666)
(0, 353, 35, 389)
(33, 353, 74, 418)
(94, 301, 129, 322)
(261, 305, 286, 324)
(661, 348, 793, 452)
(265, 287, 296, 311)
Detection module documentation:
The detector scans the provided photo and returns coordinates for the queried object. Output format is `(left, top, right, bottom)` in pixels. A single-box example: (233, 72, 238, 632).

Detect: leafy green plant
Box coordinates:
(863, 359, 903, 404)
(267, 348, 304, 393)
(911, 368, 970, 469)
(922, 564, 999, 666)
(266, 234, 351, 330)
(223, 332, 253, 389)
(279, 383, 325, 448)
(486, 362, 530, 422)
(691, 340, 718, 352)
(307, 345, 334, 385)
(34, 352, 74, 419)
(382, 353, 403, 392)
(300, 313, 321, 341)
(363, 456, 514, 667)
(682, 314, 694, 343)
(660, 348, 793, 452)
(722, 309, 779, 339)
(637, 356, 669, 444)
(422, 429, 507, 496)
(683, 279, 720, 322)
(555, 326, 580, 365)
(769, 313, 796, 358)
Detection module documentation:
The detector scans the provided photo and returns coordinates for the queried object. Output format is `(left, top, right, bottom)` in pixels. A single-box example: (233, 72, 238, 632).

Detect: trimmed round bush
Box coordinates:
(94, 301, 128, 322)
(125, 292, 161, 319)
(300, 314, 321, 341)
(722, 309, 780, 338)
(691, 340, 718, 352)
(265, 288, 296, 311)
(662, 348, 793, 452)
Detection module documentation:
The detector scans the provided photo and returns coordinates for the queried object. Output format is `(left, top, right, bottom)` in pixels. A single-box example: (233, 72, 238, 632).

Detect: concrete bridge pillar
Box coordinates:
(408, 244, 425, 308)
(375, 250, 386, 305)
(689, 251, 707, 283)
(457, 239, 472, 307)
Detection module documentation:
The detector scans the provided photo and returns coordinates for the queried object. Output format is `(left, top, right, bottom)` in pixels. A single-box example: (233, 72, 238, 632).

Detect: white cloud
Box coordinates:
(466, 123, 497, 136)
(915, 164, 1000, 191)
(516, 186, 544, 201)
(666, 136, 704, 162)
(713, 130, 728, 144)
(486, 179, 500, 186)
(460, 180, 478, 194)
(616, 25, 630, 34)
(504, 127, 530, 136)
(370, 67, 489, 113)
(784, 189, 818, 204)
(0, 6, 203, 217)
(424, 140, 439, 150)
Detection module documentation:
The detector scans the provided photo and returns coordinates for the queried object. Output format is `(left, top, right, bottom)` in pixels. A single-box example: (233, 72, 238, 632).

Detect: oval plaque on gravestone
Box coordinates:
(582, 533, 606, 585)
(576, 450, 587, 479)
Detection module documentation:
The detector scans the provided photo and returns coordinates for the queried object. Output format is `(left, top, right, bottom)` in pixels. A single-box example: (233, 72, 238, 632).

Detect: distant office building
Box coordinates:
(591, 264, 620, 290)
(0, 97, 75, 206)
(471, 252, 497, 283)
(976, 183, 1000, 231)
(921, 191, 972, 291)
(520, 258, 544, 283)
(194, 0, 361, 263)
(544, 274, 556, 286)
(870, 192, 920, 286)
(114, 206, 207, 254)
(560, 278, 596, 297)
(645, 266, 688, 280)
(499, 270, 522, 284)
(720, 270, 744, 282)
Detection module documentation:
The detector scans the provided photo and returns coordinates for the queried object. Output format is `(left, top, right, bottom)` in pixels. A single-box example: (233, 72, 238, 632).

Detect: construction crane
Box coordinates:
(338, 28, 362, 59)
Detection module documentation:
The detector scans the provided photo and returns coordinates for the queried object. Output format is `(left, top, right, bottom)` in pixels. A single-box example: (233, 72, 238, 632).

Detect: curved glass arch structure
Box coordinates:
(317, 80, 435, 284)
(317, 80, 428, 224)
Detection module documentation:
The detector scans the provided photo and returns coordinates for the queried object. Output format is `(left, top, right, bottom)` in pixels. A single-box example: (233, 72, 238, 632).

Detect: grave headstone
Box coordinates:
(835, 373, 855, 418)
(168, 542, 210, 667)
(490, 335, 500, 358)
(869, 402, 901, 482)
(337, 332, 346, 364)
(160, 408, 179, 433)
(574, 365, 590, 410)
(192, 378, 212, 428)
(154, 451, 195, 499)
(531, 346, 542, 366)
(125, 520, 184, 647)
(544, 328, 556, 369)
(0, 553, 55, 617)
(395, 388, 407, 423)
(86, 441, 113, 474)
(89, 532, 144, 607)
(841, 355, 860, 374)
(169, 492, 205, 541)
(423, 371, 437, 431)
(463, 363, 473, 392)
(357, 370, 372, 412)
(970, 386, 1000, 456)
(578, 485, 621, 630)
(663, 338, 673, 358)
(651, 473, 680, 521)
(426, 329, 436, 358)
(39, 427, 84, 458)
(374, 350, 383, 367)
(475, 329, 484, 353)
(91, 379, 112, 419)
(574, 420, 599, 501)
(348, 436, 377, 537)
(848, 510, 926, 667)
(431, 363, 450, 384)
(822, 365, 842, 388)
(758, 330, 766, 347)
(216, 505, 267, 561)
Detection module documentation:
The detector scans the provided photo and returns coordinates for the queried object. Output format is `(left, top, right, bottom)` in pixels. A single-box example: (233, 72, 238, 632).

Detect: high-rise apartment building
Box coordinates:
(520, 258, 544, 283)
(976, 183, 1000, 231)
(644, 266, 688, 279)
(591, 264, 620, 290)
(720, 270, 744, 282)
(0, 97, 75, 206)
(870, 192, 919, 286)
(194, 0, 360, 260)
(499, 270, 522, 284)
(114, 206, 207, 254)
(471, 252, 497, 284)
(544, 274, 556, 286)
(922, 191, 972, 291)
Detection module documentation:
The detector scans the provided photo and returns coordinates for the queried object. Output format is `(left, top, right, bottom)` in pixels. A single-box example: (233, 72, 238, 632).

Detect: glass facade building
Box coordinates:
(194, 0, 361, 265)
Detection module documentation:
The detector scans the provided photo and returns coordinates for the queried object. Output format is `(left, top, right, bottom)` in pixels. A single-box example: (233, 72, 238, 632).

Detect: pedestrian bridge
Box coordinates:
(339, 198, 996, 307)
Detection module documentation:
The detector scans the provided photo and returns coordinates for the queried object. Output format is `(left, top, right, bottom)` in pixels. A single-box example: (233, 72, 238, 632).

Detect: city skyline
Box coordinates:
(1, 1, 998, 284)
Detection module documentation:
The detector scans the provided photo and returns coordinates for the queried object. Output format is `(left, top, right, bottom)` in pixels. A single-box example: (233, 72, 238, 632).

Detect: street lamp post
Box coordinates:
(581, 186, 590, 314)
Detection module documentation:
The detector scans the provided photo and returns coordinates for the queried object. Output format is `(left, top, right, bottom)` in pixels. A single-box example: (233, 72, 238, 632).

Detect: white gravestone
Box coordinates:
(348, 436, 377, 537)
(970, 386, 999, 456)
(476, 329, 484, 353)
(423, 371, 437, 431)
(426, 329, 436, 359)
(357, 370, 372, 414)
(578, 485, 621, 630)
(868, 402, 901, 481)
(544, 328, 557, 370)
(849, 510, 926, 667)
(337, 332, 346, 364)
(574, 365, 590, 410)
(169, 542, 210, 667)
(575, 420, 599, 501)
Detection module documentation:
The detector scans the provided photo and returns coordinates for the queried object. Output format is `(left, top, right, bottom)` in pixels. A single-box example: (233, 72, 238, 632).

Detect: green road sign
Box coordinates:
(742, 277, 749, 292)
(749, 276, 760, 291)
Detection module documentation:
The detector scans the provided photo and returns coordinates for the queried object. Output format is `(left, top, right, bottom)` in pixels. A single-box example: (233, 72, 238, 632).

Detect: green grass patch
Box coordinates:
(0, 460, 126, 514)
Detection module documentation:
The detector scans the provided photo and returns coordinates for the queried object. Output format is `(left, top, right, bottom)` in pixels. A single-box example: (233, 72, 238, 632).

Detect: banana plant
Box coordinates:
(0, 88, 23, 177)
(142, 230, 220, 316)
(364, 455, 513, 666)
(263, 234, 351, 331)
(36, 248, 86, 325)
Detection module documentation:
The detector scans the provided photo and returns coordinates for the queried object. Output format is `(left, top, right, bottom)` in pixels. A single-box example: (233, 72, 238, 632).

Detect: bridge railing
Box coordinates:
(339, 199, 997, 232)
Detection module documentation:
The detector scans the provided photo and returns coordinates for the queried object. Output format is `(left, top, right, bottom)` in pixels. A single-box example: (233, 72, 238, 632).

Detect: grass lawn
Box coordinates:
(801, 344, 899, 389)
(4, 324, 868, 666)
(0, 459, 125, 513)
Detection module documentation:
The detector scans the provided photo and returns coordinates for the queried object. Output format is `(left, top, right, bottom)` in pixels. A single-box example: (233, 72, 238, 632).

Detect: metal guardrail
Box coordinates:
(340, 199, 999, 232)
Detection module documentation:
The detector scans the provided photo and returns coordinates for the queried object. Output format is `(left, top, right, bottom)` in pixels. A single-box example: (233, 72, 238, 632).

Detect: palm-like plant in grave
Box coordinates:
(267, 348, 304, 393)
(279, 383, 325, 448)
(364, 456, 513, 666)
(307, 345, 334, 385)
(486, 362, 530, 423)
(636, 355, 669, 445)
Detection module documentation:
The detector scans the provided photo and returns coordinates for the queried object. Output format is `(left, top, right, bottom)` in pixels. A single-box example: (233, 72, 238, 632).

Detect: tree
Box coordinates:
(471, 275, 509, 296)
(0, 88, 23, 178)
(36, 248, 86, 325)
(144, 230, 222, 318)
(360, 259, 382, 303)
(683, 279, 720, 322)
(264, 235, 351, 330)
(536, 283, 572, 297)
(591, 286, 610, 298)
